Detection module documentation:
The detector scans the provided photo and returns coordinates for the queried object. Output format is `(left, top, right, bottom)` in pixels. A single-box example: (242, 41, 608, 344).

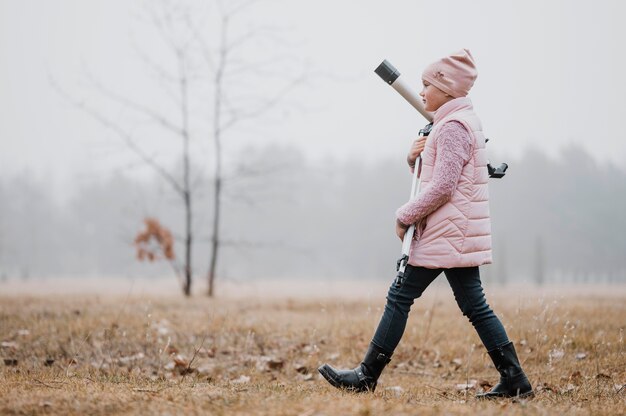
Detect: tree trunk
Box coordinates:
(180, 52, 192, 297)
(184, 190, 192, 297)
(207, 19, 227, 297)
(207, 176, 221, 297)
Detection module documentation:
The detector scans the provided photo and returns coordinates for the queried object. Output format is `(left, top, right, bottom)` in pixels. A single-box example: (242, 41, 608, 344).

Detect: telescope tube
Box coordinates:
(375, 60, 433, 123)
(376, 59, 434, 287)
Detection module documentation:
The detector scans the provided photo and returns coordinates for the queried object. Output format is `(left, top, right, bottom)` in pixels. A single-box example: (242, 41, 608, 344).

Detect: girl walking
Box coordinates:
(318, 49, 533, 399)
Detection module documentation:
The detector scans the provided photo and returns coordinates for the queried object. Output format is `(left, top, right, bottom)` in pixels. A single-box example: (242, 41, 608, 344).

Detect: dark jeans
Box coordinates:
(372, 265, 509, 353)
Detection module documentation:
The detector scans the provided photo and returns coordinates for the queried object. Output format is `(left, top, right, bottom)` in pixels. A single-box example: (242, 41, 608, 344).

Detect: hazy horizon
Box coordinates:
(1, 0, 625, 293)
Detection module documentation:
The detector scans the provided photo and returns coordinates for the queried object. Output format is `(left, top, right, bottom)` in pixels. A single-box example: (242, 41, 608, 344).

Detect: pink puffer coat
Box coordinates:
(408, 97, 492, 268)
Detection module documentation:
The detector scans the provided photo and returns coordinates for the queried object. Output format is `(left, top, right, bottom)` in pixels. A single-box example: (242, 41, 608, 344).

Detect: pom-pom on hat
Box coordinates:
(422, 49, 477, 98)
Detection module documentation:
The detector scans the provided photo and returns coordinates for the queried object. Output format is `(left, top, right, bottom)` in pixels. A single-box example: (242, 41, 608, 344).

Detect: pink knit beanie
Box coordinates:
(422, 49, 477, 98)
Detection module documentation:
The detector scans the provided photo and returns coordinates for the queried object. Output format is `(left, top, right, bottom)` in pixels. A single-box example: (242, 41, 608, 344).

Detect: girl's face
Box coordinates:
(420, 80, 453, 112)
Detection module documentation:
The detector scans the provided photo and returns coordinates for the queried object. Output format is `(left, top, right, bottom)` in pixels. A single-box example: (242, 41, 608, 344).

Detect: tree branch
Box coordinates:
(81, 65, 184, 137)
(223, 0, 264, 19)
(50, 76, 185, 197)
(221, 70, 307, 131)
(128, 36, 182, 106)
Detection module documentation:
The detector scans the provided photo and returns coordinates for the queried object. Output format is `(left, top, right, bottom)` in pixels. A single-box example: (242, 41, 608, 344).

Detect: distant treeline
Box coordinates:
(0, 144, 624, 285)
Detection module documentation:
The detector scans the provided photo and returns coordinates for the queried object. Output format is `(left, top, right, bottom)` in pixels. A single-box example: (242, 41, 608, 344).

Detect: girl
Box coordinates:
(318, 49, 533, 399)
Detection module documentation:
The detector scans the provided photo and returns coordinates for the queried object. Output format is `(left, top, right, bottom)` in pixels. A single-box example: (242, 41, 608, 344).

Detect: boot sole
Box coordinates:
(476, 390, 535, 400)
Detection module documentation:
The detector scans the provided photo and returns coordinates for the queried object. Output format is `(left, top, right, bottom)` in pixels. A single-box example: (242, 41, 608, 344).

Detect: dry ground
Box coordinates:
(1, 283, 625, 415)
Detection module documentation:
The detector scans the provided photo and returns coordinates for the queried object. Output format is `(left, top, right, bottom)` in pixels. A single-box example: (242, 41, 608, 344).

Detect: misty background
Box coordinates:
(1, 0, 625, 294)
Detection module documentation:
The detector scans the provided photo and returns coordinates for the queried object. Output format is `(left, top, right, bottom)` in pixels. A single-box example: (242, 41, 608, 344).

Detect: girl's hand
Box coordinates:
(396, 219, 409, 241)
(407, 137, 427, 170)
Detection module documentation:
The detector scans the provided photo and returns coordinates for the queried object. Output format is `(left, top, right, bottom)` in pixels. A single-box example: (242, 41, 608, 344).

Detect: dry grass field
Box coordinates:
(1, 282, 625, 415)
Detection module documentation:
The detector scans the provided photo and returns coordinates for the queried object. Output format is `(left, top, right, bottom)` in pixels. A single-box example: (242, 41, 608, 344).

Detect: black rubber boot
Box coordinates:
(476, 342, 534, 399)
(317, 343, 392, 392)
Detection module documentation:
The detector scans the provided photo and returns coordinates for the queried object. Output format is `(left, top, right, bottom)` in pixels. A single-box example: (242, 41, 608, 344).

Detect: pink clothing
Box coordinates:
(396, 121, 472, 224)
(396, 97, 492, 269)
(422, 49, 478, 98)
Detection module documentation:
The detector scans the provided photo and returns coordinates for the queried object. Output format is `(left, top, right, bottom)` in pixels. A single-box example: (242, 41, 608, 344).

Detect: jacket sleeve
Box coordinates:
(396, 120, 472, 226)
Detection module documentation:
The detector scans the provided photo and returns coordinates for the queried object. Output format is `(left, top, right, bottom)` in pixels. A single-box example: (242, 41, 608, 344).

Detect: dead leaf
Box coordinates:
(256, 356, 284, 372)
(1, 341, 18, 350)
(166, 355, 195, 375)
(294, 363, 308, 374)
(118, 352, 145, 365)
(302, 344, 319, 355)
(567, 371, 583, 386)
(477, 379, 493, 389)
(575, 352, 587, 360)
(536, 382, 557, 393)
(455, 380, 477, 391)
(596, 373, 612, 380)
(394, 362, 408, 371)
(197, 363, 215, 376)
(197, 347, 215, 358)
(451, 358, 463, 369)
(296, 373, 314, 382)
(179, 367, 195, 376)
(267, 358, 284, 371)
(549, 349, 565, 361)
(232, 375, 250, 384)
(385, 385, 404, 396)
(560, 383, 576, 394)
(172, 354, 189, 368)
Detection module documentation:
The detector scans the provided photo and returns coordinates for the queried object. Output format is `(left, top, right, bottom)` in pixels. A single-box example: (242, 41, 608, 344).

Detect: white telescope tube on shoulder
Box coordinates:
(374, 60, 433, 123)
(375, 59, 433, 287)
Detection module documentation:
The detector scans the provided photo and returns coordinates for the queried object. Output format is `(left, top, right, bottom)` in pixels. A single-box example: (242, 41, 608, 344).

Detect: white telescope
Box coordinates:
(375, 60, 433, 123)
(375, 59, 432, 288)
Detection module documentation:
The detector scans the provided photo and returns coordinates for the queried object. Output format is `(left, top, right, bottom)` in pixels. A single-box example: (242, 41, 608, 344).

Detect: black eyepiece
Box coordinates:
(375, 60, 401, 85)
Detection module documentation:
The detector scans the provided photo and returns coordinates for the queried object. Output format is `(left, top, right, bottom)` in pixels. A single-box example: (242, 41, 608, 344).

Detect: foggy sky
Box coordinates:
(1, 0, 625, 203)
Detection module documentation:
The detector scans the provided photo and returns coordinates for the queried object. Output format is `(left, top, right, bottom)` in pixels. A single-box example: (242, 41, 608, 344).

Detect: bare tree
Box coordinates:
(54, 0, 305, 296)
(52, 3, 199, 296)
(192, 1, 306, 296)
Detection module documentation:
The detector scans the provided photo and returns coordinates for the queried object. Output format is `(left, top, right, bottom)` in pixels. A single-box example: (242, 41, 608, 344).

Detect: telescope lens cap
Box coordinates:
(375, 60, 401, 85)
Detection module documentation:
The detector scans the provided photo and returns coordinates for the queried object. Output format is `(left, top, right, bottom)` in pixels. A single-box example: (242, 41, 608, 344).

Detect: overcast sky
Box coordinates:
(1, 0, 625, 202)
